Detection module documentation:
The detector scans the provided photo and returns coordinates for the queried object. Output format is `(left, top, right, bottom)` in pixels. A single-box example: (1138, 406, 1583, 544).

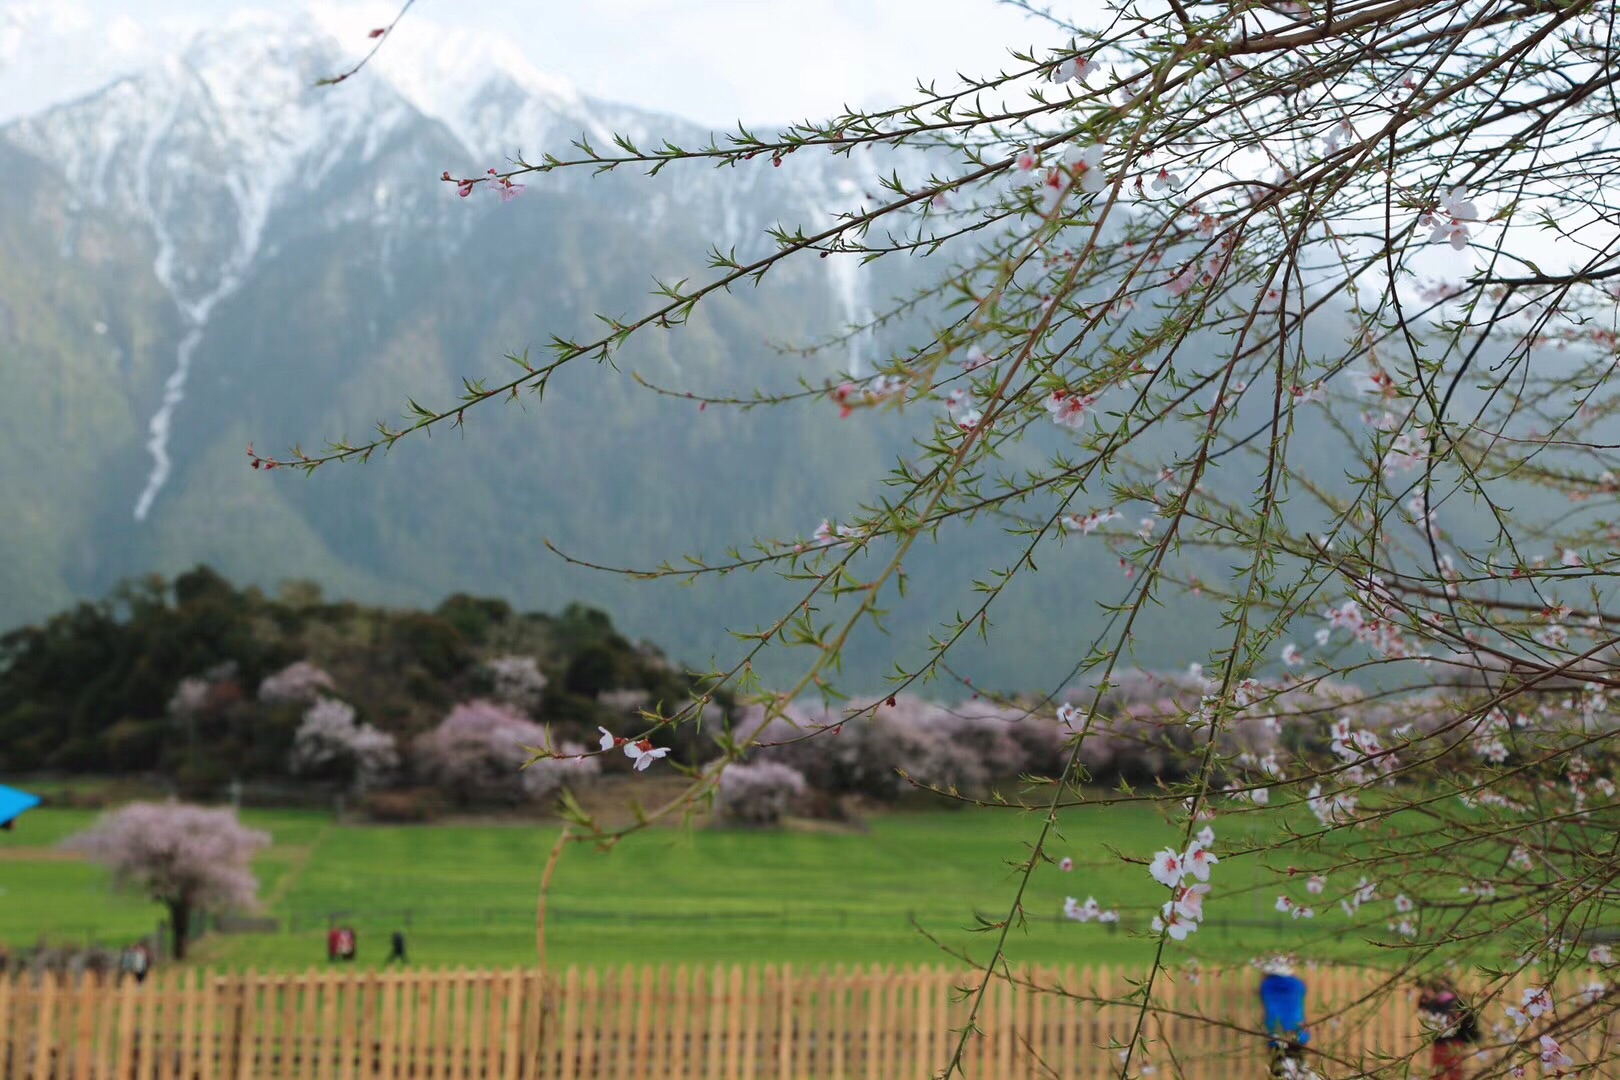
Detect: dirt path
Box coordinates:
(260, 824, 332, 907)
(0, 848, 84, 861)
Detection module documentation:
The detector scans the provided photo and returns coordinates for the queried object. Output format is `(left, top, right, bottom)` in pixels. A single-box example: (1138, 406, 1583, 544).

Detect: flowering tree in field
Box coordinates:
(284, 2, 1620, 1074)
(63, 802, 269, 960)
(715, 760, 808, 826)
(290, 696, 399, 793)
(416, 700, 596, 804)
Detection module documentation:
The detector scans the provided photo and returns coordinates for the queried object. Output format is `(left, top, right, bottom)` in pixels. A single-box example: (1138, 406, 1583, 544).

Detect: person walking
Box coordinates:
(1259, 956, 1312, 1077)
(122, 942, 151, 984)
(1418, 977, 1479, 1080)
(385, 930, 408, 966)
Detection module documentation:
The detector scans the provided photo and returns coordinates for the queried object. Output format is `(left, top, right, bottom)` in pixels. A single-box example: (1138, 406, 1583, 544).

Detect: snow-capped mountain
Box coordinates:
(0, 9, 1095, 691)
(2, 10, 918, 526)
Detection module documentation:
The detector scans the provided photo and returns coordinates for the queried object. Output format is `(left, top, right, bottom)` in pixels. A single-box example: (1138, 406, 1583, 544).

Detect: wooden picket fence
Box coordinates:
(0, 963, 1610, 1079)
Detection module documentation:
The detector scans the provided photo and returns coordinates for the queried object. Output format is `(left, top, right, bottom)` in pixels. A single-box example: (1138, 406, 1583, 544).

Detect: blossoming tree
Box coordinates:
(281, 2, 1620, 1075)
(290, 696, 400, 793)
(64, 802, 269, 960)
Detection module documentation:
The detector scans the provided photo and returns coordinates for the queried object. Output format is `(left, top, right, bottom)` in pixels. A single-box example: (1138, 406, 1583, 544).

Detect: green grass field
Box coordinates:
(1, 798, 1388, 972)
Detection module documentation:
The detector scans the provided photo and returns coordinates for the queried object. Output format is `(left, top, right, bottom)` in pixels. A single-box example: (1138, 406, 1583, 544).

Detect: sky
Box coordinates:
(0, 0, 1052, 125)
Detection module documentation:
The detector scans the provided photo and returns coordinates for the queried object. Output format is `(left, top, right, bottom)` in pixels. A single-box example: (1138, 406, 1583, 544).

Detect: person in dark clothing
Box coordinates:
(1418, 977, 1479, 1080)
(120, 942, 152, 984)
(385, 930, 408, 965)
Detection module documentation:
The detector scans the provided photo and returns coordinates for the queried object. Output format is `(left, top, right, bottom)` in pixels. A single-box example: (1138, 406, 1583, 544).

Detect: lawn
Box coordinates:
(1, 797, 1394, 971)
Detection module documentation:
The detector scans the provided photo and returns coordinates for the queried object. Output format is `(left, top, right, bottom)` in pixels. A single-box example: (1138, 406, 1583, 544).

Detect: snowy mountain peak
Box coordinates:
(307, 5, 586, 151)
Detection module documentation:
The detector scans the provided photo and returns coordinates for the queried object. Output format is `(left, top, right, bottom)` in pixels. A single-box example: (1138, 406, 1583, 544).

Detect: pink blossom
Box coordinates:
(1049, 54, 1099, 83)
(625, 739, 671, 771)
(486, 167, 525, 202)
(1174, 882, 1211, 920)
(1036, 145, 1105, 213)
(1152, 904, 1197, 940)
(1059, 856, 1074, 872)
(1045, 389, 1098, 430)
(1539, 1034, 1573, 1074)
(1184, 841, 1218, 881)
(1149, 847, 1185, 888)
(1428, 185, 1478, 249)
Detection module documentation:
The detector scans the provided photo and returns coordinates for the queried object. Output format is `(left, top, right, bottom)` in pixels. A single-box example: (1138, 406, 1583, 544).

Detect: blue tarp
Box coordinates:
(0, 784, 41, 827)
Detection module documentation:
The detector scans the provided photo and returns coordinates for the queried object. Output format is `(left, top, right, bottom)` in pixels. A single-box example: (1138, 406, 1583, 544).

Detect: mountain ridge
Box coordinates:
(0, 13, 1225, 692)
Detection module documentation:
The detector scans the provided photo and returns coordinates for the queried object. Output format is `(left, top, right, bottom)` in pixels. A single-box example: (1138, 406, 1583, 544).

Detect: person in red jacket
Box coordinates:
(1418, 977, 1478, 1079)
(336, 926, 357, 961)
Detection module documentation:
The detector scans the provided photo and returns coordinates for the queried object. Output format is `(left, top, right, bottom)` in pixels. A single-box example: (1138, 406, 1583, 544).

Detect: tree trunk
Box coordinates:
(169, 899, 192, 961)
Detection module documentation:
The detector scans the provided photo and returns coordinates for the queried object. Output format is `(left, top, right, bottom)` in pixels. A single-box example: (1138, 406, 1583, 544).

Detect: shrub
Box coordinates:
(716, 761, 807, 826)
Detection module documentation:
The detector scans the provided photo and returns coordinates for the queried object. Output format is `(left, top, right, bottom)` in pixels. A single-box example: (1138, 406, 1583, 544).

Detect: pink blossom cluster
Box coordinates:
(1045, 388, 1099, 430)
(1148, 825, 1218, 941)
(1063, 895, 1120, 923)
(598, 726, 671, 771)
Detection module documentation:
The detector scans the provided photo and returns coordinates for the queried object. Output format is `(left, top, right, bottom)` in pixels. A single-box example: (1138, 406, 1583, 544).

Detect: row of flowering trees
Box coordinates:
(284, 0, 1620, 1075)
(261, 656, 606, 807)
